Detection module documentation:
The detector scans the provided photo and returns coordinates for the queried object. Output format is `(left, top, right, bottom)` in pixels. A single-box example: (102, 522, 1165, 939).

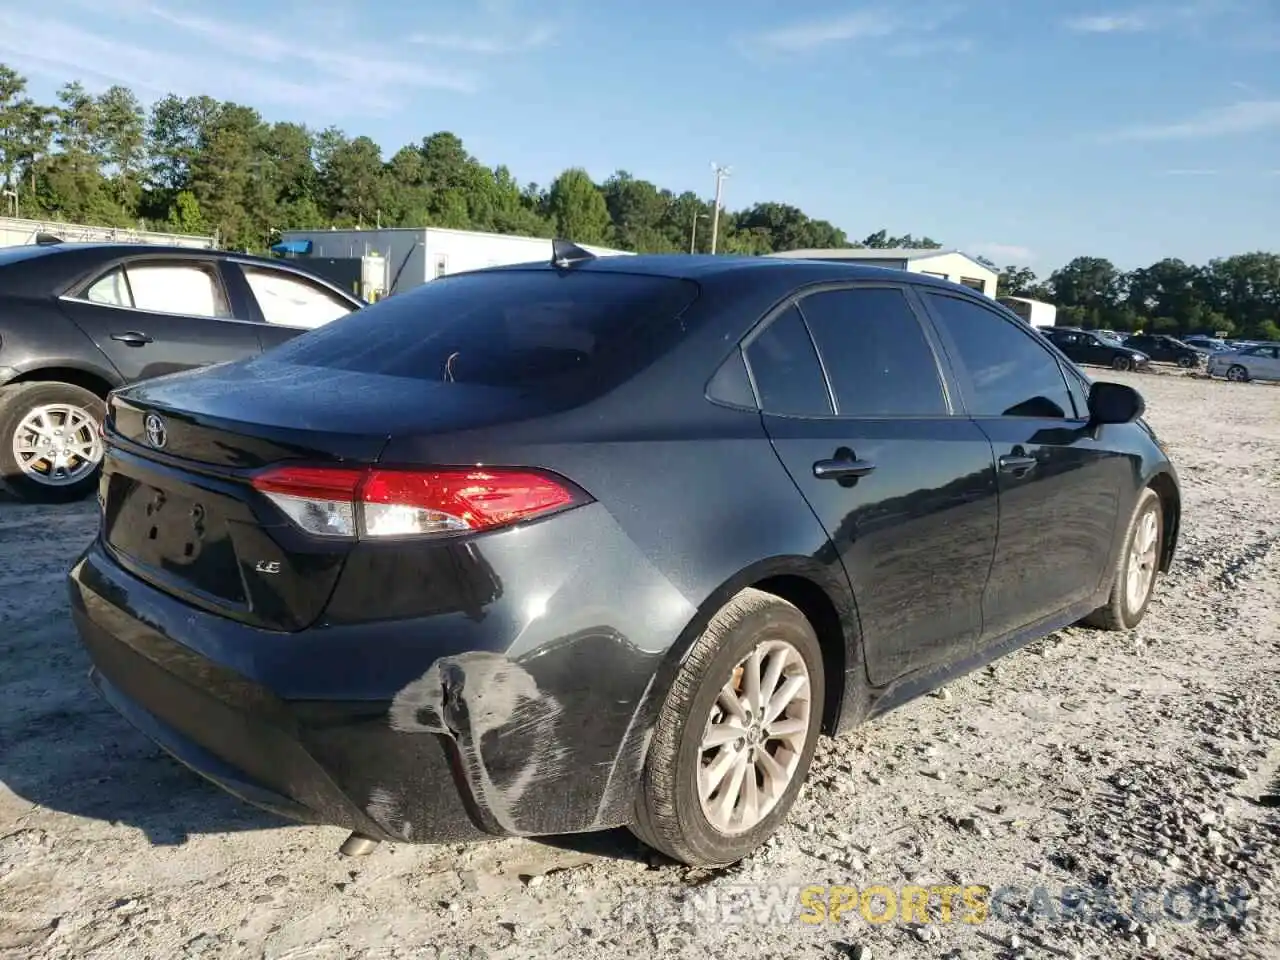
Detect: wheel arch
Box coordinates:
(641, 556, 864, 742)
(1145, 468, 1180, 573)
(4, 363, 121, 399)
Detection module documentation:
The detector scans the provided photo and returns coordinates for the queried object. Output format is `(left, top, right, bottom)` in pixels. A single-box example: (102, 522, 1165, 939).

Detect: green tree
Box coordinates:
(547, 168, 611, 243)
(997, 265, 1049, 299)
(862, 229, 942, 249)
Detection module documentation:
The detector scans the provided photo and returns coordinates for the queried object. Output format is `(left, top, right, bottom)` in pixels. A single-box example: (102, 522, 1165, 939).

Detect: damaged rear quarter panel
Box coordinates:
(326, 503, 696, 839)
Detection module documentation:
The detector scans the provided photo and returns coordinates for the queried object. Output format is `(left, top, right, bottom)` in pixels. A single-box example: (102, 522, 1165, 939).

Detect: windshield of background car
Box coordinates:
(266, 268, 702, 392)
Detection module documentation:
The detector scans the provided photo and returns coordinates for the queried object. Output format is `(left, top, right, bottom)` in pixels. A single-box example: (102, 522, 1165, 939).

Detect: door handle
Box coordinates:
(111, 331, 153, 346)
(998, 454, 1037, 475)
(813, 458, 877, 480)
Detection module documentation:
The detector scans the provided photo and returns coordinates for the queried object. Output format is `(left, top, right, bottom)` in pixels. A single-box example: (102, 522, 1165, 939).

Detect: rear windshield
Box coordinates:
(267, 269, 701, 392)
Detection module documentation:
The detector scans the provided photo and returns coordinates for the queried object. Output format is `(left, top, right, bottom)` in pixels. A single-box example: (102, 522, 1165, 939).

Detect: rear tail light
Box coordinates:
(251, 465, 588, 539)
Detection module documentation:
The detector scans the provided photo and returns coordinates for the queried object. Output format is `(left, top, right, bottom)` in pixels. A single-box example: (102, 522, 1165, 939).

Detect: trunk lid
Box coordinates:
(101, 357, 545, 631)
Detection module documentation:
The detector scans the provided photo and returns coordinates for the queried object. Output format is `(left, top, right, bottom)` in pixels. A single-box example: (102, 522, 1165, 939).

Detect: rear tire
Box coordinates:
(1082, 487, 1163, 631)
(630, 588, 825, 867)
(0, 382, 106, 503)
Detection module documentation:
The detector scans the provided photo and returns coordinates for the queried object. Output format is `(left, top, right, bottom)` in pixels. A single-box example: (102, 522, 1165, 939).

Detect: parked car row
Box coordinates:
(1038, 323, 1279, 384)
(0, 241, 364, 501)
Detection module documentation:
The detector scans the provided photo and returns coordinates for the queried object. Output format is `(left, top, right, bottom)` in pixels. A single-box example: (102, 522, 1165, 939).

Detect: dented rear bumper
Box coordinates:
(67, 527, 683, 842)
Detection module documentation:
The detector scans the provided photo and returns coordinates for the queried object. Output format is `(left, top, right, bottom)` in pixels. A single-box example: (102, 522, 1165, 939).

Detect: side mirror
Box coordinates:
(1088, 381, 1145, 426)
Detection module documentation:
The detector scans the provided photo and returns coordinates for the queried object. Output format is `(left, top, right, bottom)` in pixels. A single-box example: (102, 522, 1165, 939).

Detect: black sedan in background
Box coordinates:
(68, 246, 1181, 867)
(1040, 326, 1151, 371)
(0, 240, 364, 502)
(1123, 333, 1206, 368)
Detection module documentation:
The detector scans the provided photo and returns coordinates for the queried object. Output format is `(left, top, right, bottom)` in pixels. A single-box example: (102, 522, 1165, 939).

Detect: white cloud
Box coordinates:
(1065, 12, 1149, 33)
(745, 11, 901, 54)
(0, 0, 557, 118)
(1110, 100, 1280, 139)
(141, 5, 476, 94)
(410, 25, 556, 54)
(888, 37, 976, 56)
(0, 13, 358, 111)
(970, 242, 1035, 263)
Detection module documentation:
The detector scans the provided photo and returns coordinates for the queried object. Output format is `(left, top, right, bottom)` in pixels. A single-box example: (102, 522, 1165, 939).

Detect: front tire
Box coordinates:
(1082, 487, 1163, 631)
(631, 588, 825, 867)
(1226, 364, 1249, 383)
(0, 382, 106, 503)
(1111, 356, 1132, 371)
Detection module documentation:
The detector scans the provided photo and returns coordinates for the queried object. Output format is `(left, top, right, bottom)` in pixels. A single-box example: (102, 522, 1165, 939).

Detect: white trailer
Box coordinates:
(277, 226, 633, 295)
(997, 296, 1057, 328)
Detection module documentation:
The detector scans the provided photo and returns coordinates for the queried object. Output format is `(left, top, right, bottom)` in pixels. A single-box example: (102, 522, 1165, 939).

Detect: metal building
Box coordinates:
(767, 247, 999, 298)
(276, 226, 633, 297)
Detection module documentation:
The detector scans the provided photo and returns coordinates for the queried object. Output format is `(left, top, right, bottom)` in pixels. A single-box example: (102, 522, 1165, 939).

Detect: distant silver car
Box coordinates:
(1206, 343, 1280, 382)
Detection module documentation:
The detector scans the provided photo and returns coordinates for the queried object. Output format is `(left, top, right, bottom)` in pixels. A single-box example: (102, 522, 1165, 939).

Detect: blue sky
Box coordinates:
(1, 0, 1277, 273)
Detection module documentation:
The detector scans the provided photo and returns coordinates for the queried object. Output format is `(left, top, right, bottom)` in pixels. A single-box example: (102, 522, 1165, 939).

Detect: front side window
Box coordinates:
(923, 292, 1073, 419)
(242, 267, 355, 329)
(797, 287, 947, 417)
(124, 262, 231, 318)
(744, 305, 833, 417)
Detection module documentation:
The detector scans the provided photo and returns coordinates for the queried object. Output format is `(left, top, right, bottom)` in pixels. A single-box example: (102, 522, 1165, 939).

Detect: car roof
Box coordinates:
(9, 241, 283, 267)
(0, 241, 359, 301)
(463, 253, 1027, 320)
(470, 252, 986, 293)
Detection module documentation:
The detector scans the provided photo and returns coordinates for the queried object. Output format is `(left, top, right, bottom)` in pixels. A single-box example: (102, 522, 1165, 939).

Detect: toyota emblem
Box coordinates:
(143, 413, 168, 449)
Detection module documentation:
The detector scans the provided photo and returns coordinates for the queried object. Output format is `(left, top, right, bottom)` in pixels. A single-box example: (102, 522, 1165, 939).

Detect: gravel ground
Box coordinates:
(1, 368, 1278, 960)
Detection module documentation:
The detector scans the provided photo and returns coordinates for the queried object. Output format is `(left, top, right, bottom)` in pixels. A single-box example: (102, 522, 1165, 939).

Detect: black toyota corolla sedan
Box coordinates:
(68, 245, 1181, 867)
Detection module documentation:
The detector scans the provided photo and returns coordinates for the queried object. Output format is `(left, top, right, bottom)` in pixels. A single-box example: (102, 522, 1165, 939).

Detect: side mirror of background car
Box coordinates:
(1088, 381, 1145, 426)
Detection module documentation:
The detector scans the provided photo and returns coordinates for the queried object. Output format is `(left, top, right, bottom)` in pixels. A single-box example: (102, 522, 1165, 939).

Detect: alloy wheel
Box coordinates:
(11, 402, 104, 487)
(698, 639, 812, 836)
(1125, 507, 1160, 612)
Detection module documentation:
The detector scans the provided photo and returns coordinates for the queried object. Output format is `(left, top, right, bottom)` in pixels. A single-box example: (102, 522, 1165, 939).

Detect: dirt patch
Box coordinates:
(1, 372, 1277, 959)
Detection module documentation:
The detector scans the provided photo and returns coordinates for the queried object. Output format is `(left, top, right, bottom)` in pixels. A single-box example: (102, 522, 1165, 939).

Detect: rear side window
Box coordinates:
(924, 292, 1073, 419)
(241, 266, 355, 329)
(268, 270, 700, 391)
(797, 287, 947, 417)
(744, 305, 833, 417)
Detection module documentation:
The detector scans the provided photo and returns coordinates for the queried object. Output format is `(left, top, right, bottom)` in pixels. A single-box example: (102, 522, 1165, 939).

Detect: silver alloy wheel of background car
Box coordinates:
(11, 402, 104, 487)
(1226, 365, 1249, 382)
(1111, 356, 1132, 371)
(1125, 507, 1160, 613)
(698, 639, 812, 836)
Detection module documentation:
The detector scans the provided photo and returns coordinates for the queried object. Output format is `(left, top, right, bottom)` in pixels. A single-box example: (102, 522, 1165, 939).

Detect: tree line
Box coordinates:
(0, 64, 1276, 341)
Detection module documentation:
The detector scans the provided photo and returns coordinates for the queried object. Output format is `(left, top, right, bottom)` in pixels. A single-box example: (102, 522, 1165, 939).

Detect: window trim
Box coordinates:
(740, 300, 835, 419)
(793, 282, 958, 419)
(235, 261, 361, 330)
(60, 256, 240, 323)
(916, 287, 1079, 421)
(739, 280, 962, 421)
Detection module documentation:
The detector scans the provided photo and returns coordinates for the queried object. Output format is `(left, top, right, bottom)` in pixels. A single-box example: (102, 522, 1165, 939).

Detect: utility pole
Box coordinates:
(709, 163, 731, 255)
